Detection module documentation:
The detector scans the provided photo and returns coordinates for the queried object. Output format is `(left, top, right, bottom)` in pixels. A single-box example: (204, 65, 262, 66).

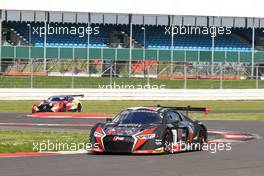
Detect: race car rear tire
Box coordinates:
(196, 130, 207, 151)
(163, 130, 173, 154)
(77, 103, 82, 112)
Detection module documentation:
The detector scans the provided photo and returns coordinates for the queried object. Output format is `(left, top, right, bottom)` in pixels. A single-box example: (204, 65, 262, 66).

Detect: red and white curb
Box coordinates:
(0, 150, 88, 158)
(208, 129, 260, 143)
(26, 113, 107, 119)
(0, 122, 94, 127)
(0, 152, 56, 158)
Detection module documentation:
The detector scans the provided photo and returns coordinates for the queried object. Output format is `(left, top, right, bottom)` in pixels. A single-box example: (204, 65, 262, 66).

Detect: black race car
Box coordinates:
(89, 105, 208, 154)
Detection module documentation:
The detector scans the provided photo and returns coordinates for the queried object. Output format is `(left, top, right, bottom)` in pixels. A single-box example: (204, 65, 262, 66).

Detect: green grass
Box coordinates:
(0, 130, 87, 153)
(191, 113, 264, 121)
(0, 76, 263, 88)
(1, 100, 264, 113)
(0, 100, 264, 120)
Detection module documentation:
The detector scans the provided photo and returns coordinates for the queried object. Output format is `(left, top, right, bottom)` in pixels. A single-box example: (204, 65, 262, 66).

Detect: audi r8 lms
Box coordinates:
(32, 94, 84, 113)
(89, 105, 208, 154)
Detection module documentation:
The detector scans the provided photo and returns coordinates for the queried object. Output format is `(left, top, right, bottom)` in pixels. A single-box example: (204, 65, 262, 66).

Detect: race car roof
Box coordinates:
(127, 107, 162, 111)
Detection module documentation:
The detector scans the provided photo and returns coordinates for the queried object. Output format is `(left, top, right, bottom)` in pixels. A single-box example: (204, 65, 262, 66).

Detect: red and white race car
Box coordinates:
(32, 94, 84, 113)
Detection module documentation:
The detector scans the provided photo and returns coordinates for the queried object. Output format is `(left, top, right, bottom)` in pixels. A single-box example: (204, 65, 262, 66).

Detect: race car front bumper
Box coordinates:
(90, 135, 164, 154)
(90, 126, 165, 154)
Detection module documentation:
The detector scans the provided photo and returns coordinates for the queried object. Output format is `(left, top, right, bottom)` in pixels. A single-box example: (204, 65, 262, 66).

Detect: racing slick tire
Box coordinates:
(195, 130, 207, 151)
(163, 130, 173, 154)
(77, 103, 82, 112)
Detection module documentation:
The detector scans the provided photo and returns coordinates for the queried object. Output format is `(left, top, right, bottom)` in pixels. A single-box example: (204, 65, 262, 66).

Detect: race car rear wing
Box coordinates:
(157, 105, 209, 115)
(69, 94, 84, 98)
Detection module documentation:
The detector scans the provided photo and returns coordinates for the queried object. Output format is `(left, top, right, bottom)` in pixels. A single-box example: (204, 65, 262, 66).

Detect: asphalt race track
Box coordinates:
(0, 113, 264, 176)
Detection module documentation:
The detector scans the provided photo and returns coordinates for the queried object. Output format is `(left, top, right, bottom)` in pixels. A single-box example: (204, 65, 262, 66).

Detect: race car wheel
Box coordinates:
(196, 130, 207, 151)
(77, 103, 82, 112)
(61, 104, 66, 112)
(163, 130, 173, 154)
(200, 130, 207, 143)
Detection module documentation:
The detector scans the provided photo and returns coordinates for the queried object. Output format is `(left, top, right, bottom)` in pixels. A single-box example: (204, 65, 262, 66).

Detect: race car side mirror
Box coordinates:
(194, 120, 203, 125)
(106, 118, 112, 123)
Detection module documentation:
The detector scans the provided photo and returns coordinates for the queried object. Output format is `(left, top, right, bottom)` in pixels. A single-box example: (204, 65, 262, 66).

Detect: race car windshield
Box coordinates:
(47, 96, 65, 102)
(112, 110, 162, 124)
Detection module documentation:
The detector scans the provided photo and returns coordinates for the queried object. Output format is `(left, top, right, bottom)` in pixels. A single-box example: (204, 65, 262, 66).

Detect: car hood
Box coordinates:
(35, 101, 60, 106)
(103, 123, 158, 136)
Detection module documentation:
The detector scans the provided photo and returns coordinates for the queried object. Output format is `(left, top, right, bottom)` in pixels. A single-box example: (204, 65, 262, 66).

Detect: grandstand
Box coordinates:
(3, 22, 252, 51)
(1, 0, 264, 85)
(5, 22, 107, 48)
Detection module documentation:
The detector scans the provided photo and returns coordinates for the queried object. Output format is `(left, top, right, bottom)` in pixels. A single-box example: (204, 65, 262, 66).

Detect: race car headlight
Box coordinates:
(94, 131, 104, 138)
(136, 134, 156, 140)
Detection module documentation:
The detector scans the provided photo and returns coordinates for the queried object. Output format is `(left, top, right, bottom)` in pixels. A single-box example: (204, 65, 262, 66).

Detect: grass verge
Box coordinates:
(191, 113, 264, 121)
(0, 76, 264, 89)
(0, 130, 87, 153)
(0, 100, 264, 120)
(2, 100, 264, 113)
